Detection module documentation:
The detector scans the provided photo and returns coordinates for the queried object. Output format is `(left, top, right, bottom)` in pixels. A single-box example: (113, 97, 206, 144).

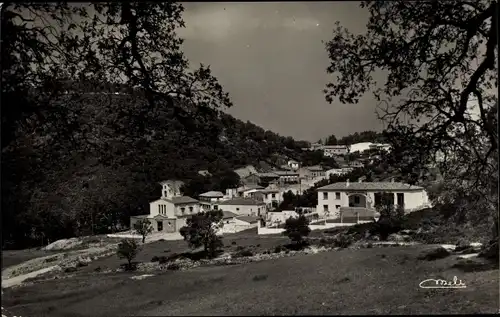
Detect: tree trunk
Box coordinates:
(142, 236, 146, 243)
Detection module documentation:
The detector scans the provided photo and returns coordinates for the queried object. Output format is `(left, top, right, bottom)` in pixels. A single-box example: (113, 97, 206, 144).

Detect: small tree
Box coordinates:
(374, 193, 405, 240)
(283, 215, 311, 247)
(179, 210, 224, 258)
(117, 239, 139, 270)
(134, 218, 153, 243)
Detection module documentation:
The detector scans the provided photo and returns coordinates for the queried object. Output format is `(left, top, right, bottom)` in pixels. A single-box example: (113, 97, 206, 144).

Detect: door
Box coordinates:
(157, 221, 163, 231)
(397, 193, 405, 208)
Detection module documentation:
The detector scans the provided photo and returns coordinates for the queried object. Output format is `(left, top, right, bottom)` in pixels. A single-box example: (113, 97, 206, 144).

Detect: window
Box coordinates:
(189, 206, 193, 212)
(323, 205, 328, 212)
(354, 196, 360, 204)
(158, 205, 161, 213)
(335, 192, 341, 200)
(181, 207, 185, 214)
(335, 205, 341, 209)
(214, 205, 218, 210)
(164, 191, 167, 197)
(323, 192, 328, 200)
(397, 193, 405, 206)
(236, 208, 240, 211)
(271, 193, 276, 198)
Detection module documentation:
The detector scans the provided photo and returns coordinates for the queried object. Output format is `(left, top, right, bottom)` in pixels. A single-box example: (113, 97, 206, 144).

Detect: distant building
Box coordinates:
(218, 198, 267, 217)
(287, 160, 300, 170)
(322, 145, 348, 157)
(233, 165, 258, 179)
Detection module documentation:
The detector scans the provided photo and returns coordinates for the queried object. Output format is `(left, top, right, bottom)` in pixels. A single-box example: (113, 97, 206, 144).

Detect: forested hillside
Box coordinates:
(2, 81, 309, 249)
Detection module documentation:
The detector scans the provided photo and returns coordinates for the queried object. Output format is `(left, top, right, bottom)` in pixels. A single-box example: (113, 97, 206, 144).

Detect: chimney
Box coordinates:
(358, 178, 362, 183)
(391, 177, 395, 183)
(346, 179, 350, 187)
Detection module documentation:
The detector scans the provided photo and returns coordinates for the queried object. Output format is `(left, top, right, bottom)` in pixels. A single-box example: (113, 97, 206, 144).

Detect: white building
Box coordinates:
(326, 167, 353, 178)
(218, 198, 267, 217)
(199, 191, 225, 211)
(130, 180, 200, 233)
(316, 180, 431, 220)
(322, 145, 348, 157)
(287, 160, 300, 170)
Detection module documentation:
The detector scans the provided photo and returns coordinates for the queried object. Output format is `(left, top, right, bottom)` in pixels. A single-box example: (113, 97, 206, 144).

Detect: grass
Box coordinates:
(2, 245, 497, 316)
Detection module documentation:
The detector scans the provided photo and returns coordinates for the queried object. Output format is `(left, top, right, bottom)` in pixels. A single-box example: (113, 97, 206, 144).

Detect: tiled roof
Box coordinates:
(235, 216, 260, 224)
(304, 165, 323, 172)
(219, 198, 266, 206)
(317, 182, 423, 191)
(273, 170, 299, 176)
(199, 191, 225, 197)
(164, 196, 199, 204)
(257, 172, 280, 178)
(222, 210, 239, 219)
(259, 188, 280, 193)
(237, 185, 264, 192)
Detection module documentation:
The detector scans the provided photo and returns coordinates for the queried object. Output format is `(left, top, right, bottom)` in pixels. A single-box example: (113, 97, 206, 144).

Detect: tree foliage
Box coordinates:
(1, 3, 309, 250)
(324, 1, 498, 235)
(283, 215, 311, 246)
(179, 210, 224, 258)
(117, 238, 139, 270)
(133, 218, 153, 243)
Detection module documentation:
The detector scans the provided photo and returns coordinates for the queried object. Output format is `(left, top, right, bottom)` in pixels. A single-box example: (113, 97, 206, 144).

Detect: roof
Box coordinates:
(304, 165, 323, 172)
(222, 210, 239, 219)
(238, 185, 264, 192)
(235, 216, 260, 224)
(273, 170, 299, 176)
(257, 172, 280, 178)
(130, 214, 149, 219)
(153, 196, 199, 205)
(323, 145, 348, 149)
(199, 191, 225, 198)
(317, 182, 424, 192)
(259, 188, 279, 193)
(219, 198, 266, 206)
(234, 165, 258, 178)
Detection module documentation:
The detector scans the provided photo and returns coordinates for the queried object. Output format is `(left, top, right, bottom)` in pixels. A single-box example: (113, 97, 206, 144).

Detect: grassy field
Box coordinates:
(3, 245, 498, 316)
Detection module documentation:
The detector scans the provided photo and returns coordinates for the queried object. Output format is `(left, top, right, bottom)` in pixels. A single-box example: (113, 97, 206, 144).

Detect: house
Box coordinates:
(304, 165, 325, 178)
(218, 198, 267, 217)
(218, 211, 258, 234)
(273, 170, 300, 184)
(349, 160, 365, 168)
(233, 165, 258, 179)
(199, 191, 225, 211)
(241, 173, 261, 185)
(326, 167, 353, 178)
(259, 187, 281, 208)
(315, 179, 431, 221)
(130, 180, 199, 233)
(287, 160, 300, 170)
(256, 172, 280, 184)
(238, 184, 265, 197)
(322, 145, 348, 157)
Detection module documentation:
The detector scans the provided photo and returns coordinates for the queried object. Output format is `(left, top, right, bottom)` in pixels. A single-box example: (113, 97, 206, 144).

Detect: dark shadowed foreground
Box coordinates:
(3, 246, 498, 316)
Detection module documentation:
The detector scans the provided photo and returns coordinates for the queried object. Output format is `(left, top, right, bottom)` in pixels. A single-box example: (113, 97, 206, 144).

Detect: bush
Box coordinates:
(179, 210, 224, 258)
(151, 256, 160, 262)
(233, 248, 254, 258)
(274, 245, 285, 253)
(166, 263, 180, 271)
(373, 194, 405, 240)
(158, 256, 168, 264)
(116, 239, 139, 270)
(334, 234, 355, 248)
(133, 219, 153, 243)
(283, 215, 311, 247)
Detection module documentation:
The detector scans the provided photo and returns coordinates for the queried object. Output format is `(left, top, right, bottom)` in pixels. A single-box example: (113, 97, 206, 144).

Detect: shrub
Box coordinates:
(151, 256, 160, 262)
(179, 210, 224, 258)
(373, 194, 405, 240)
(116, 239, 139, 270)
(274, 245, 285, 253)
(134, 218, 153, 243)
(334, 234, 355, 248)
(233, 248, 254, 258)
(283, 215, 311, 248)
(166, 263, 180, 271)
(158, 256, 168, 264)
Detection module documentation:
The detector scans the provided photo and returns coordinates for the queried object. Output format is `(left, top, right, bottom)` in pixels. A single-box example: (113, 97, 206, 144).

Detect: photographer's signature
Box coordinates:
(419, 276, 466, 289)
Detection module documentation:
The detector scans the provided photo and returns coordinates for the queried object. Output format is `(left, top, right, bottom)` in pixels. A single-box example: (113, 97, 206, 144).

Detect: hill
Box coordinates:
(1, 82, 310, 250)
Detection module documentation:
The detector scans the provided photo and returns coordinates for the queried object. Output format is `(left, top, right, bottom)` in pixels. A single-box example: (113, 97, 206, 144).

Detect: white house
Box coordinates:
(199, 191, 225, 211)
(322, 145, 348, 157)
(326, 167, 353, 178)
(218, 198, 267, 217)
(238, 184, 265, 198)
(316, 180, 431, 220)
(130, 180, 200, 233)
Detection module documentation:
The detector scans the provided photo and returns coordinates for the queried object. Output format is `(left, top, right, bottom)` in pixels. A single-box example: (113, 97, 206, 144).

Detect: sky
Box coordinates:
(178, 2, 385, 142)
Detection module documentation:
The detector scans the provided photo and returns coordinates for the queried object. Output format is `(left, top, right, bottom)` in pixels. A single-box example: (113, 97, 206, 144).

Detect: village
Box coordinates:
(127, 141, 432, 238)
